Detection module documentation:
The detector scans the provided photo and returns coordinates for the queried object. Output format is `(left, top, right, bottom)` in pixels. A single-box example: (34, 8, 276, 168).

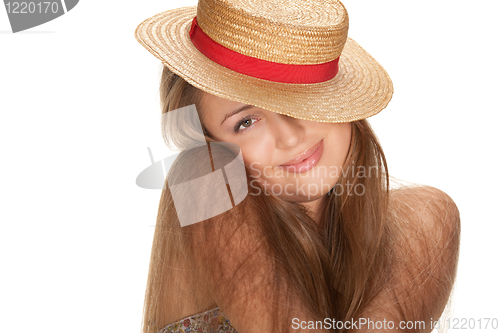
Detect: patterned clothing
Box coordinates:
(159, 307, 237, 333)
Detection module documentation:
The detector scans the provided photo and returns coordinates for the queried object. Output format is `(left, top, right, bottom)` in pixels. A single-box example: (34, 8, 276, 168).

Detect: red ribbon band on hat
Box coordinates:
(189, 17, 339, 84)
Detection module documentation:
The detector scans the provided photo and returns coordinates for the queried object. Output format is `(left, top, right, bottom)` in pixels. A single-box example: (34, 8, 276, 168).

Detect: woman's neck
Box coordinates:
(298, 195, 326, 226)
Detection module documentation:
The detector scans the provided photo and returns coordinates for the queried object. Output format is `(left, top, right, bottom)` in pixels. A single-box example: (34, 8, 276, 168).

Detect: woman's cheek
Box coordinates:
(244, 163, 279, 191)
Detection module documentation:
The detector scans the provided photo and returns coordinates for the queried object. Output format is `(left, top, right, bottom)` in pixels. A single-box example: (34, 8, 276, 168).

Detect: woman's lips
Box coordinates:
(278, 139, 324, 173)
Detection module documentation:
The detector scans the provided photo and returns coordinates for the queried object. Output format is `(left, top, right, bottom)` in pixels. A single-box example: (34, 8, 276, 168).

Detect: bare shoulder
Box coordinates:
(358, 186, 461, 332)
(389, 185, 460, 244)
(388, 185, 461, 283)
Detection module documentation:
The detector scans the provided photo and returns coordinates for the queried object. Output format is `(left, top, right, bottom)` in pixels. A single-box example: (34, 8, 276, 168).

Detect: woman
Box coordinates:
(134, 0, 460, 332)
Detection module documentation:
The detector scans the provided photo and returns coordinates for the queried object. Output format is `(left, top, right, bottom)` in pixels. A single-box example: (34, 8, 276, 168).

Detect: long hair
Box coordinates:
(141, 66, 397, 333)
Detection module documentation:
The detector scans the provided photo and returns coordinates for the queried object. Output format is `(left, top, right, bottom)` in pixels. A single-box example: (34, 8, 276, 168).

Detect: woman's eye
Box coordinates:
(240, 119, 254, 128)
(235, 117, 258, 133)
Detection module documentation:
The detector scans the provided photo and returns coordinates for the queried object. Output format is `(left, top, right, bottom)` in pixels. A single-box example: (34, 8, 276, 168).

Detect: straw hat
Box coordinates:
(134, 0, 393, 123)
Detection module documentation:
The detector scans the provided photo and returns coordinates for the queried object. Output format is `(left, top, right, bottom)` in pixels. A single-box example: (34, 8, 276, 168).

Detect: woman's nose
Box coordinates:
(271, 114, 305, 149)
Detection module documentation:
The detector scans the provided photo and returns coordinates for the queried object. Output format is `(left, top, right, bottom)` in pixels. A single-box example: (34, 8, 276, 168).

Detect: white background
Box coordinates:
(0, 0, 498, 332)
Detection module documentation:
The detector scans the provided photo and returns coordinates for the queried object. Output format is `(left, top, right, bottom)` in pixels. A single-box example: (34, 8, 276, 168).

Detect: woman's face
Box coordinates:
(200, 92, 352, 206)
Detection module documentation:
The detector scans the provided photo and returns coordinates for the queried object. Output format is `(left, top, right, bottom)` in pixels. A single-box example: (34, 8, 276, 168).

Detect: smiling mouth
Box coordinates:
(278, 139, 324, 173)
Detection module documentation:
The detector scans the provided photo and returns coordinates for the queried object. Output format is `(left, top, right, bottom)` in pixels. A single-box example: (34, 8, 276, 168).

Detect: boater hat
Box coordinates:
(134, 0, 393, 123)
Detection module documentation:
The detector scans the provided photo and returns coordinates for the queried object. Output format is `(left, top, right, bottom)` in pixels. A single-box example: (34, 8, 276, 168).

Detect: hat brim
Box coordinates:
(135, 6, 393, 123)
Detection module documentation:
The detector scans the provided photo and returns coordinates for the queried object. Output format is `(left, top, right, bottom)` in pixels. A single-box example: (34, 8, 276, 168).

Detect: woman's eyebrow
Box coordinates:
(221, 104, 254, 125)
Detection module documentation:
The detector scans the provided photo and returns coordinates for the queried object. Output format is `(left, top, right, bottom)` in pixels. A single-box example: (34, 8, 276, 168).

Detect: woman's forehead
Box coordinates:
(201, 91, 248, 111)
(200, 91, 256, 126)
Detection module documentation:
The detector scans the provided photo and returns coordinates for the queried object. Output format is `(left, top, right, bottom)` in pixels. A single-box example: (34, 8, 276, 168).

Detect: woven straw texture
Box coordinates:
(197, 0, 348, 64)
(134, 1, 393, 123)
